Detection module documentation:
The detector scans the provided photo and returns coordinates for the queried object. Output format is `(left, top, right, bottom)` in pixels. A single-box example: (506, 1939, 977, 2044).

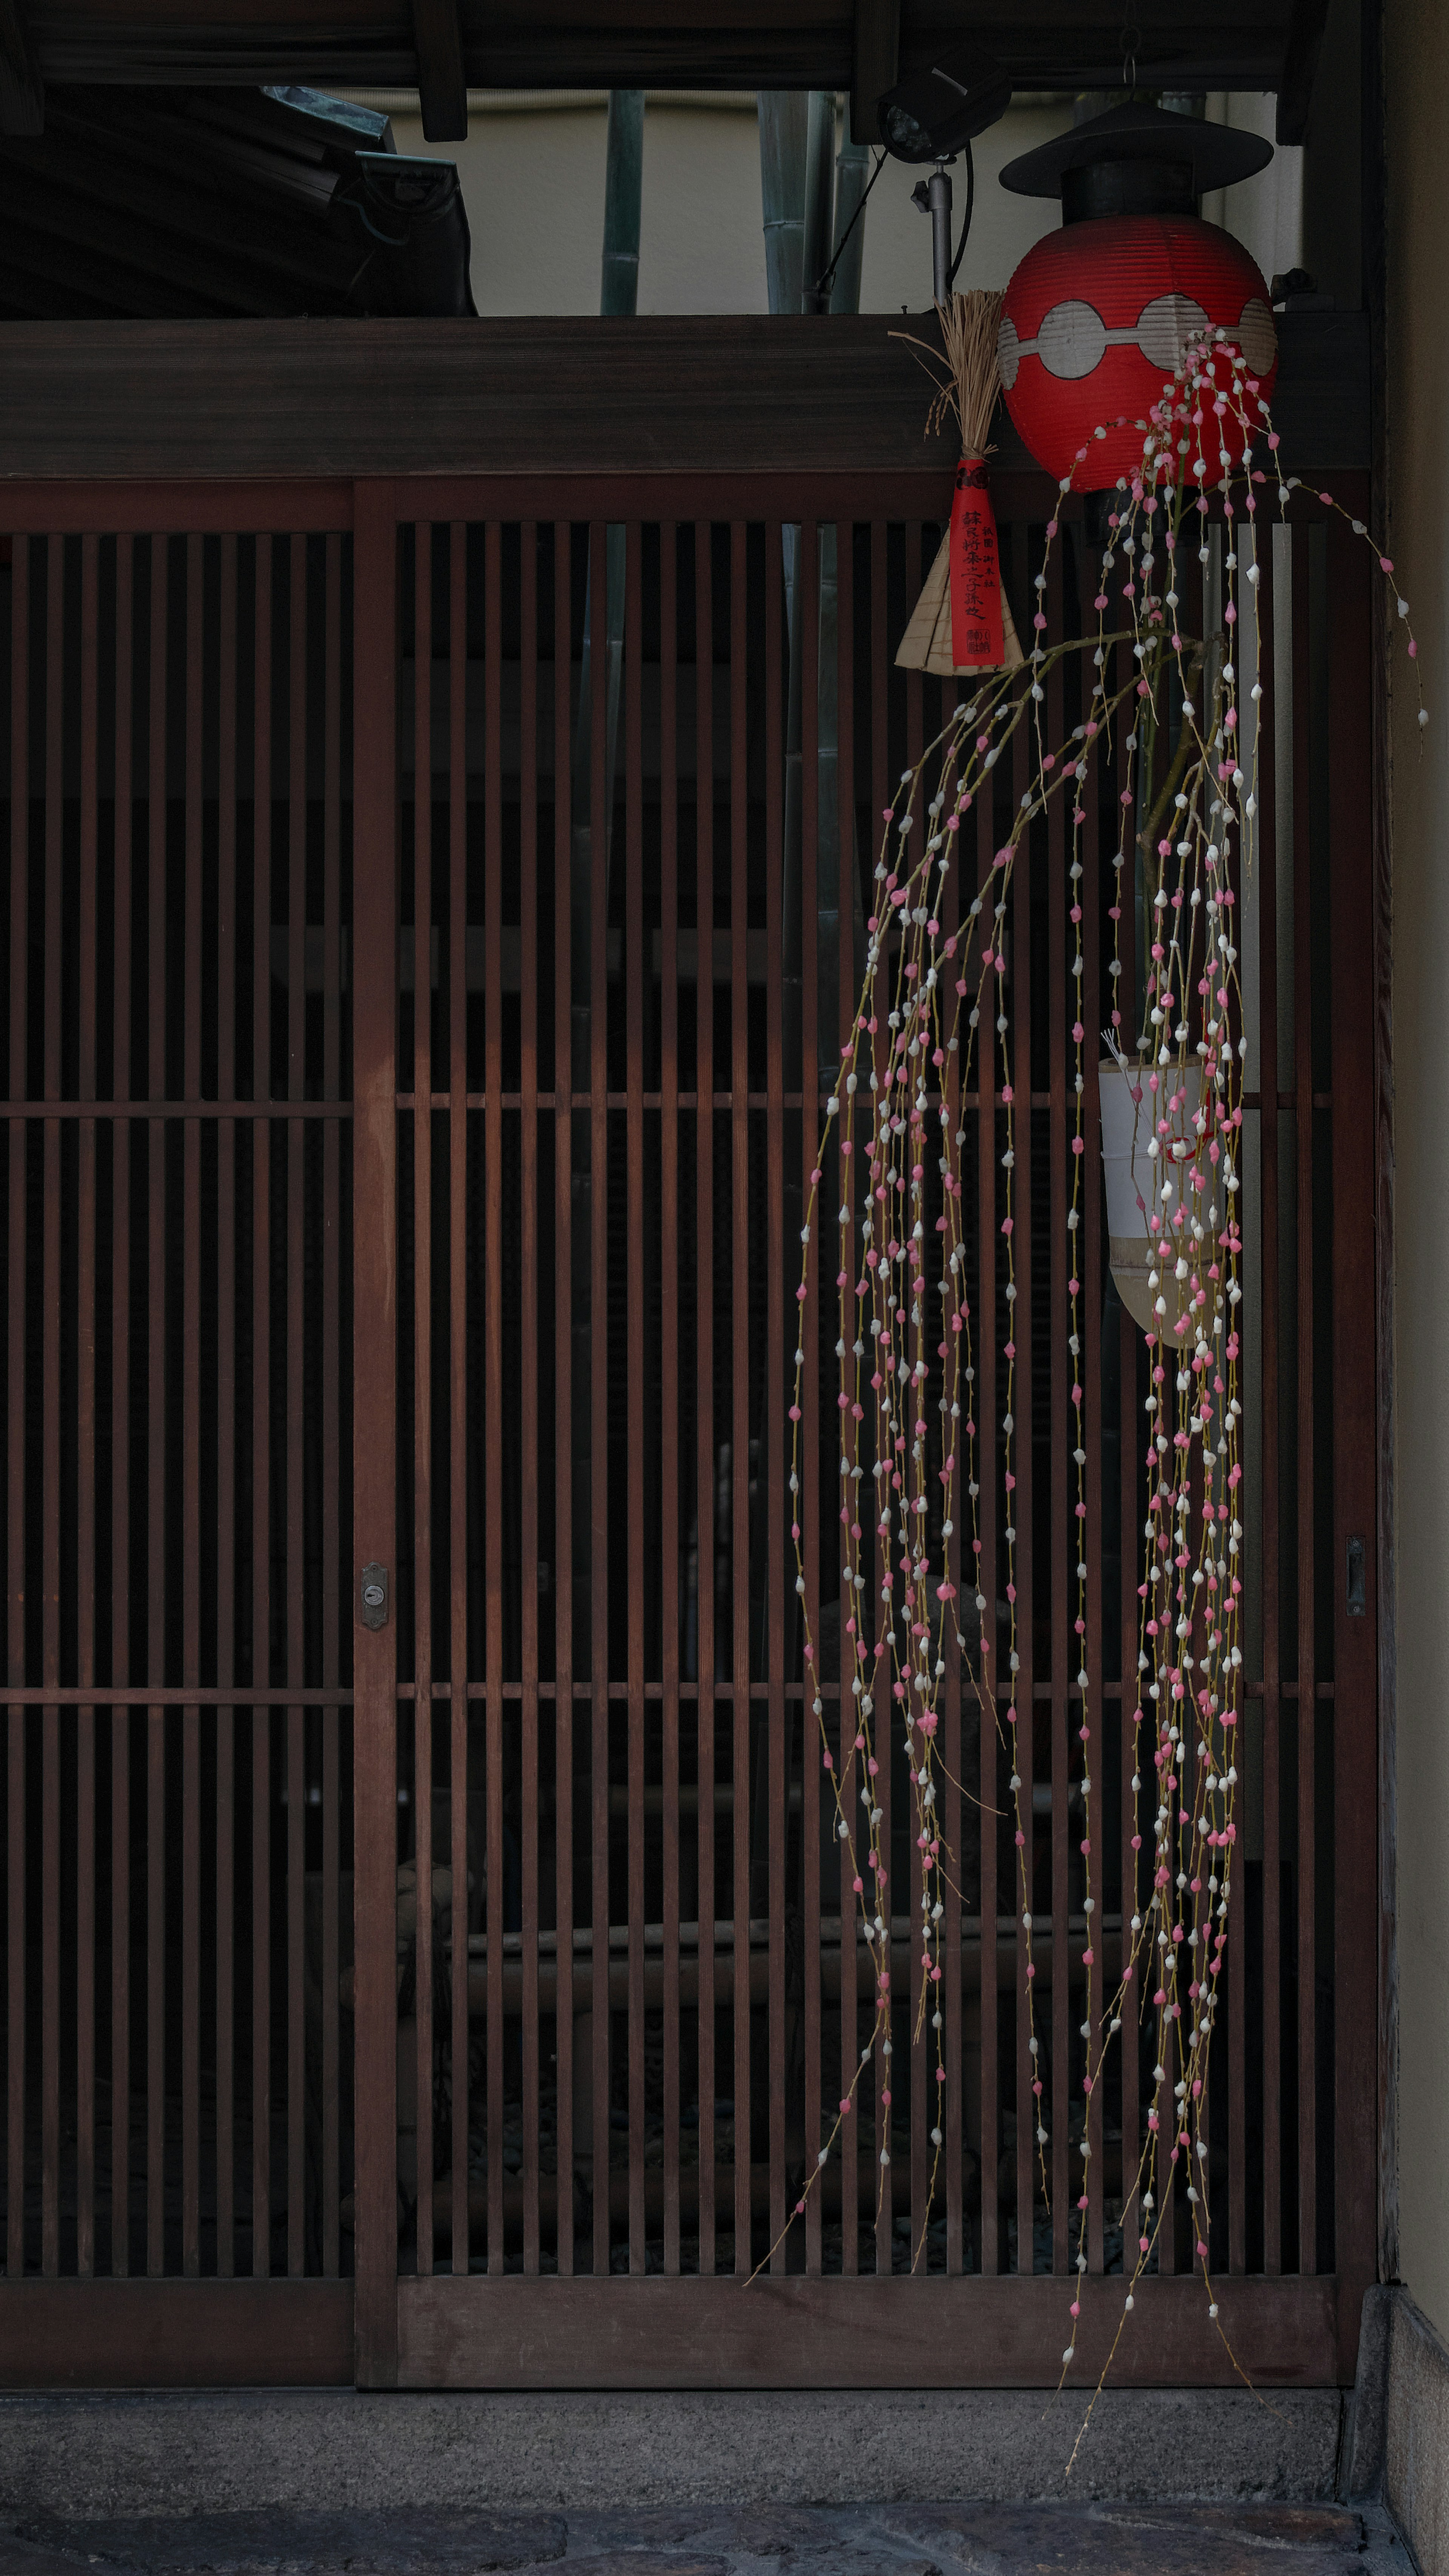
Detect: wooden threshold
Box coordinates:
(0, 2280, 354, 2388)
(396, 2272, 1344, 2389)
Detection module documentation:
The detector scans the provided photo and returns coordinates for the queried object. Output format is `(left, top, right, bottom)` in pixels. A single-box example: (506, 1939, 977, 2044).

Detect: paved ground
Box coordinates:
(0, 2503, 1416, 2576)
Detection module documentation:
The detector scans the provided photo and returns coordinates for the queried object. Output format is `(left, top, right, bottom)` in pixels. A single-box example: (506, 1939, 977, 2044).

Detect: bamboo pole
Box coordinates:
(761, 101, 873, 1686)
(800, 91, 836, 316)
(828, 121, 872, 318)
(758, 94, 808, 318)
(569, 89, 644, 1720)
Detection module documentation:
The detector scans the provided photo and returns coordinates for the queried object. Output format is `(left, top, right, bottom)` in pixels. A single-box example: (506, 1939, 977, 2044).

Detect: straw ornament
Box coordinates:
(894, 289, 1023, 677)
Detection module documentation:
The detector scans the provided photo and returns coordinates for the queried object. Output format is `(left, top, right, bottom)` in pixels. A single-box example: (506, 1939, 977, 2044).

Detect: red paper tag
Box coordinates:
(949, 457, 1004, 668)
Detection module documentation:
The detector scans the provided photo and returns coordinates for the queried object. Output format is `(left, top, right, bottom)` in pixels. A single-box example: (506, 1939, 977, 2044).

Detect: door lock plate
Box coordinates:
(360, 1562, 390, 1630)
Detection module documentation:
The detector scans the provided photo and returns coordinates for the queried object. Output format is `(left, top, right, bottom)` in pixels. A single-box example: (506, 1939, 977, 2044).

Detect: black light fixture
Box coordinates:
(337, 153, 476, 317)
(877, 43, 1012, 305)
(879, 44, 1012, 165)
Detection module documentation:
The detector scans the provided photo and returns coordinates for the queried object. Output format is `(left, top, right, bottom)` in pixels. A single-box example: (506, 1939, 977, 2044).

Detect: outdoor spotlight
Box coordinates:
(339, 153, 477, 316)
(878, 44, 1012, 167)
(877, 45, 1011, 305)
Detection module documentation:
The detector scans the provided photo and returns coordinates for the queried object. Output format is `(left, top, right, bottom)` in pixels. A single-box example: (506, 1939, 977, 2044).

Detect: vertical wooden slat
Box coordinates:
(821, 510, 852, 2285)
(1227, 530, 1264, 2283)
(940, 657, 964, 2282)
(484, 518, 506, 2278)
(1291, 525, 1316, 2275)
(869, 518, 889, 2283)
(411, 522, 435, 2282)
(145, 531, 168, 2282)
(448, 520, 470, 2279)
(76, 533, 100, 2279)
(659, 521, 682, 2279)
(250, 532, 274, 2286)
(40, 535, 62, 2282)
(1046, 557, 1069, 2281)
(520, 521, 542, 2277)
(1326, 499, 1378, 2372)
(624, 520, 646, 2274)
(109, 535, 134, 2280)
(1148, 613, 1176, 2288)
(320, 530, 343, 2279)
(1010, 702, 1035, 2275)
(286, 536, 308, 2280)
(1080, 623, 1104, 2283)
(1115, 631, 1140, 2277)
(181, 533, 203, 2278)
(552, 519, 575, 2278)
(693, 518, 716, 2281)
(729, 518, 752, 2278)
(6, 536, 28, 2287)
(216, 533, 238, 2282)
(351, 479, 401, 2385)
(975, 760, 999, 2280)
(902, 523, 929, 2271)
(1257, 531, 1282, 2280)
(586, 519, 609, 2280)
(802, 510, 826, 2275)
(765, 516, 792, 2271)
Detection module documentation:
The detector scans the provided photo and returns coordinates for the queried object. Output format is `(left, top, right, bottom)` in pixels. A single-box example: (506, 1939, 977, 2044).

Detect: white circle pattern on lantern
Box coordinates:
(1235, 295, 1277, 375)
(1035, 298, 1108, 381)
(998, 293, 1278, 388)
(1137, 291, 1211, 372)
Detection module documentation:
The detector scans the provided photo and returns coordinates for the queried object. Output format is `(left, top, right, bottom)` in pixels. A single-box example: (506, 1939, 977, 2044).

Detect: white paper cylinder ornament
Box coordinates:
(1098, 1057, 1206, 1333)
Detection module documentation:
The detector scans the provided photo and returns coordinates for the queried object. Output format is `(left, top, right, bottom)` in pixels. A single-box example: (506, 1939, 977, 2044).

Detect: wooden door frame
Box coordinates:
(336, 465, 1379, 2396)
(352, 482, 402, 2389)
(0, 289, 1381, 2387)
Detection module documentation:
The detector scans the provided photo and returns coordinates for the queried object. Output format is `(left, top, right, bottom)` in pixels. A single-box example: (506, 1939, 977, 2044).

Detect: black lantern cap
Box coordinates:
(1000, 101, 1272, 224)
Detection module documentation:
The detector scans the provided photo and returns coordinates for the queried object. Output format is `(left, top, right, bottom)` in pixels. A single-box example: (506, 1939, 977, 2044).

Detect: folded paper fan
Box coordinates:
(895, 529, 1024, 676)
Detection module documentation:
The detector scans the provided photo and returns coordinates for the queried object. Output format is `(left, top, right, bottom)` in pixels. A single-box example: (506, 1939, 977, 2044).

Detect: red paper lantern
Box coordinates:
(994, 103, 1278, 493)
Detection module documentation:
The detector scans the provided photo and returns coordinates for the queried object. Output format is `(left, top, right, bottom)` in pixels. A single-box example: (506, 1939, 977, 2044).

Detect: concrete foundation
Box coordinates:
(0, 2387, 1346, 2516)
(1382, 2291, 1449, 2576)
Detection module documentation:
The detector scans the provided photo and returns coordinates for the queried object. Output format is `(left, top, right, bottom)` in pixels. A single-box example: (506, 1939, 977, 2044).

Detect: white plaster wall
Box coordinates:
(1203, 91, 1303, 285)
(1386, 0, 1449, 2348)
(355, 97, 1074, 317)
(348, 92, 1294, 320)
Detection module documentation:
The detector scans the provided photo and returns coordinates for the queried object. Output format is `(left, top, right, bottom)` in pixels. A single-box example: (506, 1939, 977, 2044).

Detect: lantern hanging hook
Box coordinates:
(1120, 4, 1140, 89)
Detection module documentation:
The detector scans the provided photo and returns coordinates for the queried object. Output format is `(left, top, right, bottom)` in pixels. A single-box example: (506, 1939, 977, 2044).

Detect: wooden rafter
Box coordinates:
(22, 5, 1296, 99)
(850, 0, 900, 149)
(1275, 0, 1331, 143)
(0, 0, 42, 137)
(411, 0, 467, 142)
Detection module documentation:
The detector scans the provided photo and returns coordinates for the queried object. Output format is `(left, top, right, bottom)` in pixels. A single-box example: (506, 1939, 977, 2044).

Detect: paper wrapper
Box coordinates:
(895, 459, 1023, 676)
(1100, 1059, 1218, 1338)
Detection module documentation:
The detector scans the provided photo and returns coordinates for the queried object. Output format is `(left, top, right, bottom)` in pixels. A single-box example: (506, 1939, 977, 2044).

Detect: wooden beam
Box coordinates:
(0, 310, 1369, 485)
(0, 0, 43, 137)
(411, 0, 467, 142)
(1276, 0, 1331, 142)
(25, 9, 1293, 98)
(849, 0, 899, 147)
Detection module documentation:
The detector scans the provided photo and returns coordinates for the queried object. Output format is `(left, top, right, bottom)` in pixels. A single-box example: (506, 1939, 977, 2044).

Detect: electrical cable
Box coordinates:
(945, 139, 975, 291)
(812, 147, 888, 307)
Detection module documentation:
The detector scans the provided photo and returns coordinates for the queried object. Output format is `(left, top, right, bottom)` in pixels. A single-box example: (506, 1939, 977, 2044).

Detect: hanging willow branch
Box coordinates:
(756, 324, 1423, 2458)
